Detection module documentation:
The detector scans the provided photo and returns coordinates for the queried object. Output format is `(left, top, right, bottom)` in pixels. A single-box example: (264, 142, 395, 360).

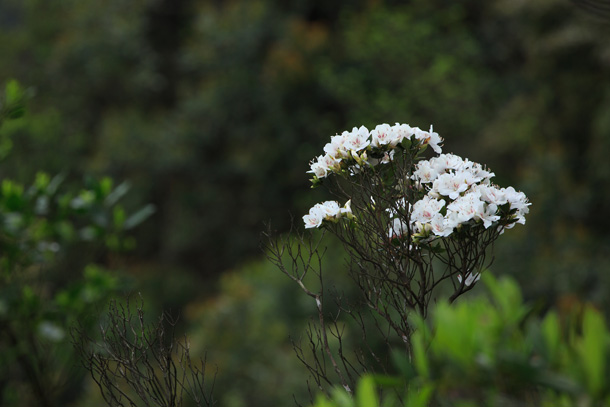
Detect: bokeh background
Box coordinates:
(1, 0, 610, 406)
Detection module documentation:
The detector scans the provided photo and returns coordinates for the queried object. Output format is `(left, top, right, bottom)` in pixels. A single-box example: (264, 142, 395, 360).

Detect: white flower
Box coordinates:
(500, 187, 530, 228)
(370, 123, 394, 148)
(414, 125, 443, 153)
(411, 196, 446, 224)
(308, 160, 328, 178)
(340, 199, 354, 219)
(317, 201, 341, 219)
(443, 211, 461, 231)
(504, 187, 530, 211)
(308, 154, 340, 178)
(413, 160, 440, 184)
(388, 217, 409, 239)
(515, 213, 527, 225)
(447, 192, 484, 223)
(458, 169, 478, 187)
(468, 163, 495, 183)
(324, 133, 349, 159)
(427, 188, 441, 199)
(380, 150, 395, 164)
(430, 153, 464, 174)
(392, 123, 415, 146)
(304, 200, 355, 229)
(430, 213, 454, 237)
(476, 184, 507, 205)
(303, 205, 325, 228)
(457, 272, 481, 286)
(476, 203, 500, 229)
(344, 126, 370, 152)
(433, 172, 471, 200)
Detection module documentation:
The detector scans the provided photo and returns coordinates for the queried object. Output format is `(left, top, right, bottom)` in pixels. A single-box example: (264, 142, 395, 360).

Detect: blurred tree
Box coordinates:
(0, 0, 608, 295)
(1, 2, 610, 402)
(0, 81, 153, 407)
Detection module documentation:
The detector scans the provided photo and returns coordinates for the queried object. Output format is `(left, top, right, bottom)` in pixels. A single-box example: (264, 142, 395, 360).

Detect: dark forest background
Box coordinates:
(1, 0, 609, 405)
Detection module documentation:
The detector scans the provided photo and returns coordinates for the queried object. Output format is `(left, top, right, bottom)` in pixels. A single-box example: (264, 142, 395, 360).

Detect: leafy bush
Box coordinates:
(0, 80, 153, 407)
(267, 121, 531, 397)
(313, 274, 610, 406)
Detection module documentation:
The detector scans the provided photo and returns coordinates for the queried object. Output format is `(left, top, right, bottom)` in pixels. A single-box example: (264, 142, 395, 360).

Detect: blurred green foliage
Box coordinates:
(187, 259, 313, 407)
(185, 233, 356, 407)
(0, 81, 153, 406)
(0, 0, 609, 405)
(0, 0, 608, 296)
(0, 0, 608, 309)
(314, 274, 610, 407)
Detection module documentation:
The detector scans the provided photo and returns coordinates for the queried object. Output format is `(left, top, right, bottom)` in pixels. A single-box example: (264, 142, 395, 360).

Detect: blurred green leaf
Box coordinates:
(330, 387, 353, 407)
(104, 181, 130, 206)
(404, 384, 433, 407)
(123, 204, 155, 230)
(541, 312, 560, 362)
(5, 80, 23, 106)
(113, 206, 126, 228)
(576, 307, 607, 396)
(356, 376, 378, 407)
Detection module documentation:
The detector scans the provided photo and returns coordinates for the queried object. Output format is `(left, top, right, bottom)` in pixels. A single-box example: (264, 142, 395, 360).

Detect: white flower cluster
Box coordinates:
(303, 200, 354, 229)
(303, 122, 530, 238)
(389, 153, 530, 241)
(308, 123, 443, 181)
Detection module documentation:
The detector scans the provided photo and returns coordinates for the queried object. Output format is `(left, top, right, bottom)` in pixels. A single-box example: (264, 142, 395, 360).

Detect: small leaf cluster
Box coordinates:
(0, 79, 29, 161)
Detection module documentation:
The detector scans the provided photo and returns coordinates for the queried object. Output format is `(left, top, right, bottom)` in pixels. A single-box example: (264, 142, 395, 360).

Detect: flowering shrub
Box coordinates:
(267, 121, 530, 398)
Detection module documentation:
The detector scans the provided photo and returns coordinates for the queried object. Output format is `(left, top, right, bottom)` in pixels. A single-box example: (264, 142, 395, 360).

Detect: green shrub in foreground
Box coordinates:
(314, 274, 610, 407)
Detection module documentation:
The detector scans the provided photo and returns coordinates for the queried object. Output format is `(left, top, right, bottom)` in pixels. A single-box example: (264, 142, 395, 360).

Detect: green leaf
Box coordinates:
(412, 330, 430, 379)
(400, 138, 412, 150)
(106, 234, 120, 250)
(330, 387, 354, 407)
(34, 172, 51, 191)
(536, 371, 581, 395)
(0, 137, 13, 160)
(311, 176, 323, 188)
(5, 80, 23, 105)
(482, 273, 525, 323)
(99, 177, 113, 197)
(417, 144, 428, 155)
(313, 394, 338, 407)
(541, 312, 560, 361)
(6, 105, 25, 119)
(391, 350, 416, 380)
(372, 374, 403, 388)
(576, 307, 607, 396)
(4, 80, 25, 119)
(357, 376, 379, 407)
(113, 206, 126, 228)
(404, 384, 434, 407)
